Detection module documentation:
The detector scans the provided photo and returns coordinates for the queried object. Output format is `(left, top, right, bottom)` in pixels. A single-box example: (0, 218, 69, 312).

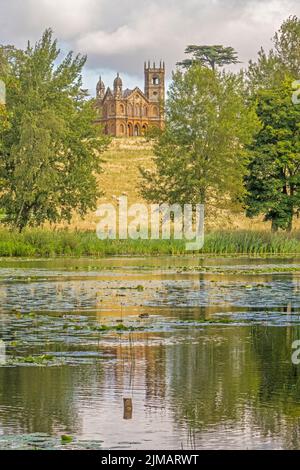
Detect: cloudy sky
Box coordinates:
(0, 0, 299, 95)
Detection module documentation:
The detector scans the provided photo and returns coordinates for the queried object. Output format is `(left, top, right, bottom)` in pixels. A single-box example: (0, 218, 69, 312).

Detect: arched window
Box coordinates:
(120, 123, 125, 134)
(143, 106, 148, 117)
(152, 106, 158, 117)
(135, 105, 139, 116)
(134, 124, 140, 136)
(152, 76, 159, 85)
(128, 123, 133, 136)
(128, 104, 133, 116)
(120, 104, 124, 114)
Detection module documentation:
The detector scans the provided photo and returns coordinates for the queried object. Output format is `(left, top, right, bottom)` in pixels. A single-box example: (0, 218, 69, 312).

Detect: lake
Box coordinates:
(0, 256, 300, 449)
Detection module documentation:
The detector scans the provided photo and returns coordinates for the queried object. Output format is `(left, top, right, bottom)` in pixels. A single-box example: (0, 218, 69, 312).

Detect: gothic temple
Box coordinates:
(95, 62, 165, 137)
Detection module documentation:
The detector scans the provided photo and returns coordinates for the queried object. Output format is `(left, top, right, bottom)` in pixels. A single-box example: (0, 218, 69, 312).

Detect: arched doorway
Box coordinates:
(119, 123, 125, 135)
(142, 124, 147, 135)
(134, 124, 140, 136)
(128, 123, 133, 136)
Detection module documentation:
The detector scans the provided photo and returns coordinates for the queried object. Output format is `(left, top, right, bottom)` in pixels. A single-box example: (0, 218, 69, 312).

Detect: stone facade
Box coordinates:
(95, 62, 165, 137)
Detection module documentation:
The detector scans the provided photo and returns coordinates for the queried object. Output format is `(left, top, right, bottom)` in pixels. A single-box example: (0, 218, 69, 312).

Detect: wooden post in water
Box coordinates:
(123, 398, 133, 420)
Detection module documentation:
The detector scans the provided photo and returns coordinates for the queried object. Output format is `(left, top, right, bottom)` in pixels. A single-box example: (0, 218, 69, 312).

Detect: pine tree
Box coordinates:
(177, 45, 240, 70)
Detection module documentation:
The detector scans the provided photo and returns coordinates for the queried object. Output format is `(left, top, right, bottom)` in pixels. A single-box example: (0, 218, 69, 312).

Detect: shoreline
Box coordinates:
(1, 228, 300, 257)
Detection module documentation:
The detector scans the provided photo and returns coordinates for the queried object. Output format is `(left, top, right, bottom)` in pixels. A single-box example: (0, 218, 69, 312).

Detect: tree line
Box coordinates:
(142, 16, 300, 232)
(0, 17, 300, 233)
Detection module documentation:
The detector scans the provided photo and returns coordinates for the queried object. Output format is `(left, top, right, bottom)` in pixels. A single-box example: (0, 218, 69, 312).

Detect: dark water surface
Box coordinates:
(0, 256, 300, 449)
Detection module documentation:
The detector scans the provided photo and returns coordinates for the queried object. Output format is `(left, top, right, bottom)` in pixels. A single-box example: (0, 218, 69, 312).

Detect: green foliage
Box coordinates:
(245, 16, 300, 231)
(245, 79, 300, 231)
(22, 355, 55, 364)
(274, 15, 300, 78)
(0, 104, 10, 141)
(0, 45, 13, 78)
(0, 228, 299, 256)
(177, 45, 240, 70)
(0, 45, 21, 76)
(247, 16, 300, 92)
(0, 29, 109, 231)
(203, 230, 300, 255)
(61, 435, 73, 444)
(140, 65, 260, 211)
(0, 228, 186, 256)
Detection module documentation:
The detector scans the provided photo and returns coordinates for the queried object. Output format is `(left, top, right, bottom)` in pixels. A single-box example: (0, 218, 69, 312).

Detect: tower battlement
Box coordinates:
(144, 61, 165, 103)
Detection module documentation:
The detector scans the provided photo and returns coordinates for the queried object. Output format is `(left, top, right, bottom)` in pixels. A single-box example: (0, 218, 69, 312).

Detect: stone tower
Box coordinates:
(96, 76, 105, 100)
(144, 61, 165, 103)
(113, 73, 123, 98)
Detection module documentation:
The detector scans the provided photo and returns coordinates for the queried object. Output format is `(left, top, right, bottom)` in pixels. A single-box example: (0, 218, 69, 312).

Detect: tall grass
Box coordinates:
(203, 230, 300, 255)
(0, 228, 300, 257)
(0, 229, 185, 257)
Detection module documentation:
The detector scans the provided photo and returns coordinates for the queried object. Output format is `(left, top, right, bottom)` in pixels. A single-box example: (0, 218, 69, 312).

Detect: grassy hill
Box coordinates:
(70, 137, 154, 230)
(69, 137, 270, 232)
(99, 137, 154, 205)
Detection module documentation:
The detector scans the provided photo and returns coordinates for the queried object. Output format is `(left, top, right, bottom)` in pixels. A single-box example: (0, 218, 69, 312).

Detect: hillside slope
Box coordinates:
(69, 137, 270, 231)
(70, 137, 154, 230)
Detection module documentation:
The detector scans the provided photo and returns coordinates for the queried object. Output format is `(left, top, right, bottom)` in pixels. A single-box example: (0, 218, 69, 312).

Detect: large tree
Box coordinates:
(245, 16, 300, 231)
(0, 30, 109, 231)
(177, 45, 240, 70)
(140, 65, 260, 213)
(245, 80, 300, 232)
(274, 15, 300, 77)
(0, 104, 9, 151)
(247, 16, 300, 92)
(0, 47, 11, 151)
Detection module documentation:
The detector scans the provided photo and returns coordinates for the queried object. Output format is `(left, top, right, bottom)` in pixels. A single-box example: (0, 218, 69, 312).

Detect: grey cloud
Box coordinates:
(0, 0, 299, 84)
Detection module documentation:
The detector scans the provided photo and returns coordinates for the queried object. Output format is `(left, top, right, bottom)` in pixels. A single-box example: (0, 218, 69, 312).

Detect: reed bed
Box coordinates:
(0, 228, 300, 257)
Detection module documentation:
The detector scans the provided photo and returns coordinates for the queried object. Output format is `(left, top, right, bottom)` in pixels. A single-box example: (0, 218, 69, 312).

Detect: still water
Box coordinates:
(0, 256, 300, 449)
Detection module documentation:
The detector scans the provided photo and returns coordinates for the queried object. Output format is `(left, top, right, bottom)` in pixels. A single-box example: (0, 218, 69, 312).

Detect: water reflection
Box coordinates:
(0, 257, 300, 448)
(0, 326, 299, 448)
